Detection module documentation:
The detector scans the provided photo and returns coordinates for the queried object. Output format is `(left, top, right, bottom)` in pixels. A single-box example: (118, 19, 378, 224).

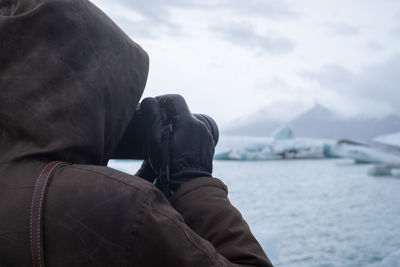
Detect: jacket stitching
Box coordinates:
(68, 165, 150, 195)
(121, 193, 153, 266)
(30, 163, 65, 267)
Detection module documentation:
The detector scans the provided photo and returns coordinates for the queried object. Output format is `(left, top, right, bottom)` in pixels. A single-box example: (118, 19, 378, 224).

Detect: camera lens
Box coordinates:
(112, 105, 219, 159)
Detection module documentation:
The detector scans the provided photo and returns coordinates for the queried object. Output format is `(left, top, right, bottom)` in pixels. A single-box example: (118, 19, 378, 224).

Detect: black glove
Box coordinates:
(140, 94, 215, 193)
(135, 160, 157, 184)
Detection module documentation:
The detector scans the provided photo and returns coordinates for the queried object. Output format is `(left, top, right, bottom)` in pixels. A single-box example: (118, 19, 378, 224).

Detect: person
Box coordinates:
(0, 0, 273, 266)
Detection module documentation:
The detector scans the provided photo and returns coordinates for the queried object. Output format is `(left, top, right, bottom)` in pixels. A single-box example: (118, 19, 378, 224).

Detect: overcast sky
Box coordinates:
(92, 0, 400, 127)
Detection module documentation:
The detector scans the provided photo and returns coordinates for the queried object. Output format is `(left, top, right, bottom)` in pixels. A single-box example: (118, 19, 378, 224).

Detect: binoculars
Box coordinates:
(112, 103, 219, 160)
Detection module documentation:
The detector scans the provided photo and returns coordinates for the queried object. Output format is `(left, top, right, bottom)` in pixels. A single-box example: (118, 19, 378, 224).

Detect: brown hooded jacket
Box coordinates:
(0, 0, 273, 266)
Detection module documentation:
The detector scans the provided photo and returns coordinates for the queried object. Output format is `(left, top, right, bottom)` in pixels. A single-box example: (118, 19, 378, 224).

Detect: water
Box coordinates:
(108, 159, 400, 267)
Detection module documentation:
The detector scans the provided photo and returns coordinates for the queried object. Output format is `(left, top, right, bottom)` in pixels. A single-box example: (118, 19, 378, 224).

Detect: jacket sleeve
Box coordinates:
(129, 177, 273, 267)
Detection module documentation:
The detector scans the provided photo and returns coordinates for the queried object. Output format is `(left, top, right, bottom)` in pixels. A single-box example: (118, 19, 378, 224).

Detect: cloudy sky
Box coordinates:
(92, 0, 400, 127)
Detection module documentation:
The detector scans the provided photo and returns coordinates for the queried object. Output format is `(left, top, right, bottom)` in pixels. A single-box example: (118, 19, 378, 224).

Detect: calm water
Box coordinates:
(108, 159, 400, 267)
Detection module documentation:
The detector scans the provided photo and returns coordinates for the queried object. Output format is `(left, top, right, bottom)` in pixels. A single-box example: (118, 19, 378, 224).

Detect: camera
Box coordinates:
(112, 102, 219, 160)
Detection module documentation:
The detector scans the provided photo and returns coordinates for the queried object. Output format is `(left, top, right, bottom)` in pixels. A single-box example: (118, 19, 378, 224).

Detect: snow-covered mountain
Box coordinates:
(223, 104, 400, 141)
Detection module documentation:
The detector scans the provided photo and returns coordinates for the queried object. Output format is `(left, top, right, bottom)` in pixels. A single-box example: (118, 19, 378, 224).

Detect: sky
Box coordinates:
(91, 0, 400, 127)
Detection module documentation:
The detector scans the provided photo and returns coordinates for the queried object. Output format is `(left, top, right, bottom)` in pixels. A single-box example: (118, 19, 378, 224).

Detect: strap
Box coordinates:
(159, 123, 172, 197)
(30, 161, 68, 267)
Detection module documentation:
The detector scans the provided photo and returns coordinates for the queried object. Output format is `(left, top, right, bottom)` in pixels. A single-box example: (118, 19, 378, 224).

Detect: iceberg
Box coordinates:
(332, 132, 400, 175)
(333, 140, 400, 163)
(215, 127, 400, 162)
(272, 125, 294, 141)
(214, 134, 334, 161)
(331, 139, 400, 164)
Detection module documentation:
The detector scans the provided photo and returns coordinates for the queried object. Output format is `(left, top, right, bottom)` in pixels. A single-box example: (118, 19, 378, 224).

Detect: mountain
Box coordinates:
(223, 104, 400, 141)
(288, 105, 400, 140)
(374, 132, 400, 147)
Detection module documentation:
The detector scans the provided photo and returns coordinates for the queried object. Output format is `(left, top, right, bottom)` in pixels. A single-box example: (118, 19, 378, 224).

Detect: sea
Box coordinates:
(108, 158, 400, 267)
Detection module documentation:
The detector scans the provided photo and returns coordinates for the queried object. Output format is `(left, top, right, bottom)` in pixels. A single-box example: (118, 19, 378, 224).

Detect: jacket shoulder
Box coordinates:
(61, 163, 155, 192)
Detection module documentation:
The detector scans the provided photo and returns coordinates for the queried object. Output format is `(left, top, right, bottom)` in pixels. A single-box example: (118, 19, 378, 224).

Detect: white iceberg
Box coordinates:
(272, 125, 294, 141)
(215, 126, 400, 162)
(331, 140, 400, 164)
(214, 134, 334, 161)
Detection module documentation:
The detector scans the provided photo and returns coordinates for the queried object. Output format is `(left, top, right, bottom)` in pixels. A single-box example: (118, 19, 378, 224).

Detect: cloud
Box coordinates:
(92, 0, 192, 38)
(394, 10, 400, 20)
(367, 41, 383, 51)
(100, 0, 297, 20)
(92, 0, 297, 38)
(210, 21, 295, 54)
(302, 55, 400, 117)
(218, 0, 298, 19)
(106, 0, 197, 22)
(393, 26, 400, 36)
(326, 23, 360, 36)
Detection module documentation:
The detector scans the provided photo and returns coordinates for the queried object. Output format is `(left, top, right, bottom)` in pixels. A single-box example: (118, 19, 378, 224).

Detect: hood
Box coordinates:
(0, 0, 149, 165)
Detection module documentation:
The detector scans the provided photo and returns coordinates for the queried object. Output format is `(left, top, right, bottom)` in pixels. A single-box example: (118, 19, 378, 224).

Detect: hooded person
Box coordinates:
(0, 0, 273, 266)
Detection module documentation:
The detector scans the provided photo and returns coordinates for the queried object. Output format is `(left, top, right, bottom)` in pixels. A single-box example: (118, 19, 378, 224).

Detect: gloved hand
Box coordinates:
(140, 94, 215, 193)
(135, 160, 157, 184)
